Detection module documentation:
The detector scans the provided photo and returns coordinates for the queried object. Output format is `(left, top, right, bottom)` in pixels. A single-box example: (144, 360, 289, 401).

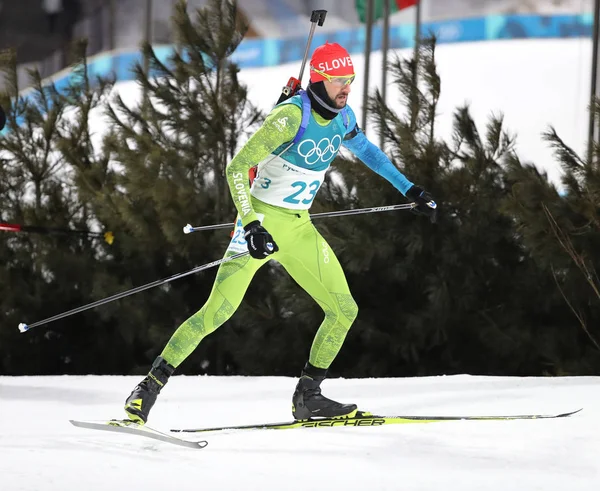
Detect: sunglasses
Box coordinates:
(311, 67, 356, 86)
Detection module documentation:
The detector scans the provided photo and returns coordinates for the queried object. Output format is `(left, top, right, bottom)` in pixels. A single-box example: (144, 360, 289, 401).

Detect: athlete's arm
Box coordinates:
(226, 104, 301, 226)
(341, 106, 414, 196)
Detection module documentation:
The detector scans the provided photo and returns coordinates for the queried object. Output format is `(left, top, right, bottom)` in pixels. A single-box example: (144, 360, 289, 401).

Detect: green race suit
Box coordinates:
(161, 96, 410, 370)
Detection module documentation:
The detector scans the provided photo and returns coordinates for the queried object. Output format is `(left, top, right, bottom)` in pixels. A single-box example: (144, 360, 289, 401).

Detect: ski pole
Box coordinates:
(18, 251, 249, 333)
(182, 203, 417, 234)
(298, 10, 327, 83)
(0, 103, 6, 131)
(276, 9, 327, 105)
(1, 222, 114, 244)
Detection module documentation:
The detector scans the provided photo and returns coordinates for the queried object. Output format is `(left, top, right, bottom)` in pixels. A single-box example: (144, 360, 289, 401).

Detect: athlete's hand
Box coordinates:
(243, 221, 279, 259)
(406, 185, 438, 223)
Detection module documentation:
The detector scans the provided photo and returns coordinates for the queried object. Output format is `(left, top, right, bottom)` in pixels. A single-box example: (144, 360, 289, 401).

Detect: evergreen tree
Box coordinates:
(3, 10, 598, 377)
(95, 0, 264, 374)
(502, 105, 600, 373)
(0, 43, 114, 374)
(301, 37, 599, 377)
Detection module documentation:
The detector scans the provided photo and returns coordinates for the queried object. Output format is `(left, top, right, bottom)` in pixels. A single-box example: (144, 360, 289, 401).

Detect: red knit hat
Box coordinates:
(309, 42, 355, 83)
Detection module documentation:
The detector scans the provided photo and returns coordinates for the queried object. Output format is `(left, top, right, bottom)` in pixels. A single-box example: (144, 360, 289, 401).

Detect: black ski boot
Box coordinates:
(292, 363, 357, 420)
(124, 356, 175, 424)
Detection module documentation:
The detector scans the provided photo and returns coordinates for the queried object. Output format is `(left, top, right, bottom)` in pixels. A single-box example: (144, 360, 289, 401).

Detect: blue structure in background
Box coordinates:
(21, 13, 596, 94)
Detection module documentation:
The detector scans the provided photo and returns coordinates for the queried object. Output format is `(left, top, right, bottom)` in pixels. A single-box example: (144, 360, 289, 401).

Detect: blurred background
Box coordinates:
(0, 0, 594, 184)
(1, 1, 599, 378)
(0, 1, 593, 86)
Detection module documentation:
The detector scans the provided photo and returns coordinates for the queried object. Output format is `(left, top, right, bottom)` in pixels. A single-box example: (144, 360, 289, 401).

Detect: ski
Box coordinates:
(70, 419, 208, 449)
(170, 408, 583, 434)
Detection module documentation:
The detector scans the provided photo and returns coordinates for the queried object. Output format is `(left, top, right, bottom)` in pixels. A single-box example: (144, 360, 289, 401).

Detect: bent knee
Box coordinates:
(334, 293, 358, 326)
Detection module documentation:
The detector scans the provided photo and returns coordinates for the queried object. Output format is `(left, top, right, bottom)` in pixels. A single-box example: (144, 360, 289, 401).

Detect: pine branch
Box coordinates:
(543, 204, 600, 301)
(543, 126, 586, 176)
(551, 265, 600, 352)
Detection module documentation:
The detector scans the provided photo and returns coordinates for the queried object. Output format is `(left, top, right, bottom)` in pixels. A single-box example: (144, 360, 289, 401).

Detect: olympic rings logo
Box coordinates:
(297, 135, 342, 165)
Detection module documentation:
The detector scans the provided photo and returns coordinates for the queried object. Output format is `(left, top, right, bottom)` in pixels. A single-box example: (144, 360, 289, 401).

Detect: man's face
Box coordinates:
(323, 78, 352, 109)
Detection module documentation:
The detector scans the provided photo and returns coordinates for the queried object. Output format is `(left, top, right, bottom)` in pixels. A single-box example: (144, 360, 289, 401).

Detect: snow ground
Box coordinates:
(1, 375, 598, 491)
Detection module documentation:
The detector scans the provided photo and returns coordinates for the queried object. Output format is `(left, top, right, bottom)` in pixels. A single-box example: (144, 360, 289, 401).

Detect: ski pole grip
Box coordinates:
(298, 10, 327, 84)
(311, 10, 327, 26)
